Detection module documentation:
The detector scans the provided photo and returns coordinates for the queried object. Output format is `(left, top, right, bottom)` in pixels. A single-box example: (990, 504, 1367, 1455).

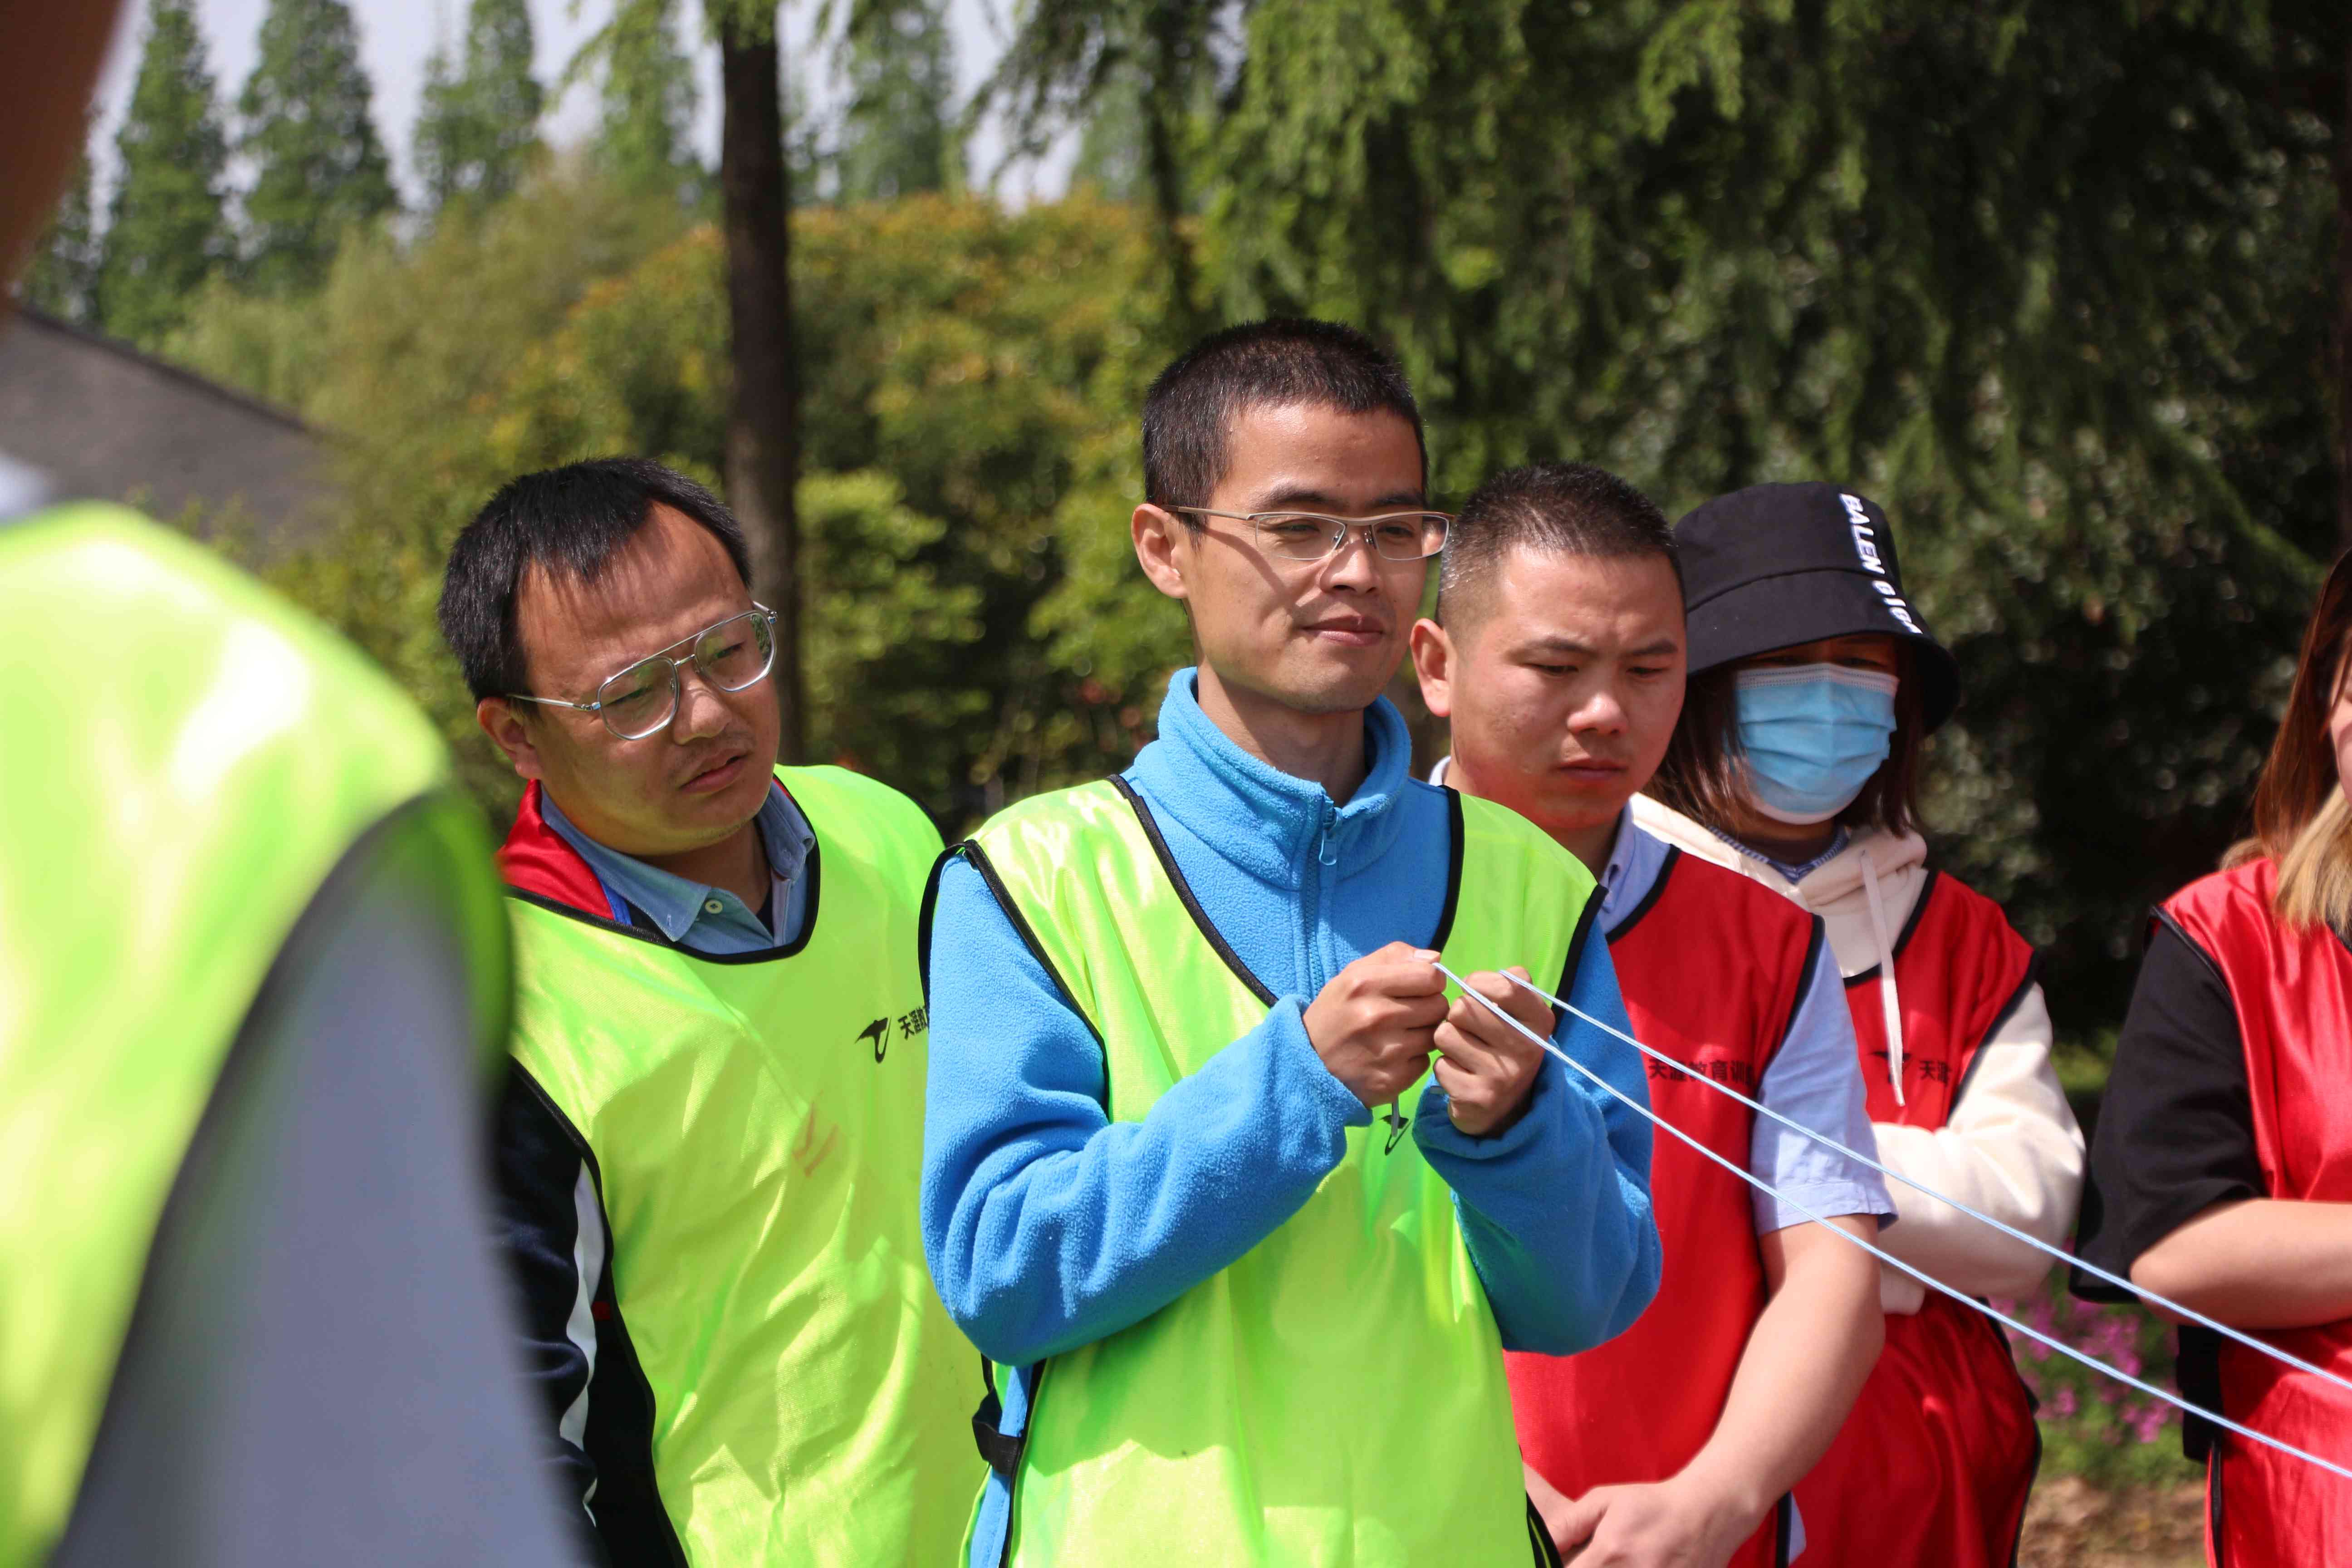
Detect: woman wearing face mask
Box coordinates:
(1634, 482, 2084, 1568)
(2072, 554, 2352, 1567)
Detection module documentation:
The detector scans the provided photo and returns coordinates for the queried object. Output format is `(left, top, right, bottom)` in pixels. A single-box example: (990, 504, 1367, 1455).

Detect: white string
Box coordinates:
(1486, 965, 2352, 1405)
(1429, 959, 2352, 1485)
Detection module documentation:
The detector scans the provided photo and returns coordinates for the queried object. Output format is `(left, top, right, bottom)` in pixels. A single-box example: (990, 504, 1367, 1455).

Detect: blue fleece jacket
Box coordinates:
(921, 673, 1661, 1566)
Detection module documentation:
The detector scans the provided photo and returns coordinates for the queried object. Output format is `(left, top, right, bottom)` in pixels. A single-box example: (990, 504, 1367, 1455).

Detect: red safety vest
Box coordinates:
(1509, 847, 1814, 1567)
(1793, 870, 2041, 1568)
(2163, 859, 2352, 1568)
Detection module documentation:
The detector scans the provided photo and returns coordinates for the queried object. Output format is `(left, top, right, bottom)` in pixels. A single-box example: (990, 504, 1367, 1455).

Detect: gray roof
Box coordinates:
(0, 308, 330, 555)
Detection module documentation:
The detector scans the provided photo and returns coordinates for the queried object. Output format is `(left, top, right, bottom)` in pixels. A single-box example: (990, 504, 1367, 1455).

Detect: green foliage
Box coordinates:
(132, 0, 2348, 1021)
(466, 193, 1190, 817)
(170, 177, 1190, 824)
(836, 0, 959, 202)
(980, 0, 1223, 322)
(167, 174, 701, 803)
(21, 124, 99, 326)
(578, 0, 703, 199)
(416, 0, 546, 212)
(1996, 1279, 2204, 1489)
(1068, 64, 1150, 201)
(701, 0, 783, 42)
(237, 0, 399, 295)
(97, 0, 231, 346)
(1186, 0, 2348, 1029)
(160, 275, 338, 412)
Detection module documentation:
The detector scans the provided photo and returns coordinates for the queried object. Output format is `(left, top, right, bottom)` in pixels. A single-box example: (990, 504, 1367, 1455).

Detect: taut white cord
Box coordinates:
(1430, 960, 2352, 1485)
(1483, 964, 2352, 1404)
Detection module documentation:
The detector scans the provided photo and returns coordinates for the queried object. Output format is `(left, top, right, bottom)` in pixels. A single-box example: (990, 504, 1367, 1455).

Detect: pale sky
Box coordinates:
(87, 0, 1077, 207)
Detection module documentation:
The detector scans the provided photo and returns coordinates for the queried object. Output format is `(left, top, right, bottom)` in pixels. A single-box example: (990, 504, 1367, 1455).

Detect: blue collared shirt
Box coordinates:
(540, 782, 816, 955)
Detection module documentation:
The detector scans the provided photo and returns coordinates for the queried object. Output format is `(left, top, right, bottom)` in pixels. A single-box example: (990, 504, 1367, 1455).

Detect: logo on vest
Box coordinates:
(855, 1004, 931, 1062)
(1869, 1049, 1950, 1087)
(1646, 1055, 1756, 1090)
(1841, 492, 1923, 636)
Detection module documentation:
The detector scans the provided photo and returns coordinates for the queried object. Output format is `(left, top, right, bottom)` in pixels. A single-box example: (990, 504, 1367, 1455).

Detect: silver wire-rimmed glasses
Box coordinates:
(1171, 507, 1452, 563)
(506, 604, 778, 740)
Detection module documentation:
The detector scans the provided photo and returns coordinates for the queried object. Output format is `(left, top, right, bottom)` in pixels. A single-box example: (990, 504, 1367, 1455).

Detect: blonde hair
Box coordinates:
(2243, 789, 2352, 932)
(2230, 550, 2352, 931)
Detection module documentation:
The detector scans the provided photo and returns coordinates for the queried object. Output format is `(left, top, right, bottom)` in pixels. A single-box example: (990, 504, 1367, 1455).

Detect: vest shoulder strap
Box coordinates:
(1448, 790, 1596, 995)
(2164, 859, 2278, 950)
(1902, 872, 2036, 1030)
(956, 779, 1213, 1037)
(778, 763, 944, 887)
(1612, 846, 1819, 1068)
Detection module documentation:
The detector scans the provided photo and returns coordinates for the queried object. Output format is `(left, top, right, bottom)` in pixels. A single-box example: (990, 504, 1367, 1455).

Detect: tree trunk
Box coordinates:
(719, 21, 805, 762)
(1143, 1, 1202, 332)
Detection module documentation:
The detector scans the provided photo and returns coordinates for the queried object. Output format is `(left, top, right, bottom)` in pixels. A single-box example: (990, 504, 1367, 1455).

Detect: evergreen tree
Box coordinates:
(238, 0, 398, 294)
(21, 123, 100, 325)
(1068, 67, 1148, 202)
(588, 0, 700, 197)
(416, 0, 544, 212)
(836, 0, 957, 202)
(95, 0, 230, 346)
(981, 0, 1220, 323)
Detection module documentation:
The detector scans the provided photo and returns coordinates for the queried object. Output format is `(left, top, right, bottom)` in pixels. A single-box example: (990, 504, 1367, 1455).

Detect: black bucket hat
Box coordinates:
(1675, 481, 1961, 732)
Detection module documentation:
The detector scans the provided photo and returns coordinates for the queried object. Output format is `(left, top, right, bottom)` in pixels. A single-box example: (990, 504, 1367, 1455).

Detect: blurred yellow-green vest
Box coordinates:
(0, 505, 492, 1565)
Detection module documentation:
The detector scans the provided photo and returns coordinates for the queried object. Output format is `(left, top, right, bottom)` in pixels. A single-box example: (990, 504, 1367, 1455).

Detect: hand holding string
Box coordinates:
(1302, 943, 1445, 1118)
(1432, 966, 1553, 1137)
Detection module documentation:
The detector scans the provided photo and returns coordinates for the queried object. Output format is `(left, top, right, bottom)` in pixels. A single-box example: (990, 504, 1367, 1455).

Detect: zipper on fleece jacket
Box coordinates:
(1304, 795, 1340, 993)
(1303, 792, 1414, 1153)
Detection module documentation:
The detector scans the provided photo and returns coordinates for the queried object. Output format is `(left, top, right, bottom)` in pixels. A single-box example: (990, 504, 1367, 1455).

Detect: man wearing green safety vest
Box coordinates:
(921, 318, 1664, 1568)
(0, 9, 580, 1566)
(443, 458, 979, 1567)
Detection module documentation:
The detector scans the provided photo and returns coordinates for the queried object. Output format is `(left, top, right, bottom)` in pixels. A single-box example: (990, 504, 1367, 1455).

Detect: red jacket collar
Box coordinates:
(499, 780, 613, 917)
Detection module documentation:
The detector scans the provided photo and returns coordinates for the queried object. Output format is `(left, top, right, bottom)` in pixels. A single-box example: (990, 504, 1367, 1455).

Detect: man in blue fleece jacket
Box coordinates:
(921, 319, 1661, 1568)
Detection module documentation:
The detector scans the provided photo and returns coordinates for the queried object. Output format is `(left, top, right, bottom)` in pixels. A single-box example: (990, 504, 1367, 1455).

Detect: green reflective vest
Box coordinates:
(0, 505, 480, 1566)
(962, 777, 1597, 1567)
(506, 764, 981, 1568)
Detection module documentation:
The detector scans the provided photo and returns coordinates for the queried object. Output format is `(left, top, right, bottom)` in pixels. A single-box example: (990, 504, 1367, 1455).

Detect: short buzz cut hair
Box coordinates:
(1436, 461, 1678, 627)
(1141, 318, 1426, 513)
(438, 456, 752, 702)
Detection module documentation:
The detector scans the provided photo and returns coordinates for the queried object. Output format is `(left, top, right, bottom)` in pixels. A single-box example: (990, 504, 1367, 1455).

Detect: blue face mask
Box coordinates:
(1734, 664, 1900, 824)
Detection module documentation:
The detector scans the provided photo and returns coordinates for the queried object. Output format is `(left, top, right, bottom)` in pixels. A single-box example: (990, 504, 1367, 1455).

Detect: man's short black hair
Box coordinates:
(438, 456, 751, 701)
(1142, 318, 1426, 512)
(1436, 461, 1677, 627)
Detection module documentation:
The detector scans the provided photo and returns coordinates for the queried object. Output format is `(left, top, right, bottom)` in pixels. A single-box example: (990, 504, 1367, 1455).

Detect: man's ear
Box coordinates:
(1409, 617, 1456, 720)
(1132, 503, 1191, 603)
(477, 696, 545, 783)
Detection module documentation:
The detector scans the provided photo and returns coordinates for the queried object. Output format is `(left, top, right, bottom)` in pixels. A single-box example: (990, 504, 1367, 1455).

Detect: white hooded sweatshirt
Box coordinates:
(1631, 794, 2085, 1313)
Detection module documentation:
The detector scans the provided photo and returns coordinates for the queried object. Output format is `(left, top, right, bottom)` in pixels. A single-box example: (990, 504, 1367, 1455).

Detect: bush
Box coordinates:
(1994, 1281, 2203, 1490)
(166, 174, 1195, 829)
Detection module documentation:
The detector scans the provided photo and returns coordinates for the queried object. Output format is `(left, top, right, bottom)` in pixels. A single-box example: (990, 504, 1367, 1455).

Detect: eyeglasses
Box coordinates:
(507, 605, 778, 740)
(1171, 508, 1452, 563)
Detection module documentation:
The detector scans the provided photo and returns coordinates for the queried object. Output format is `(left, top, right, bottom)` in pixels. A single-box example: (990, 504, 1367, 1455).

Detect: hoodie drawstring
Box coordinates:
(1858, 844, 1906, 1107)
